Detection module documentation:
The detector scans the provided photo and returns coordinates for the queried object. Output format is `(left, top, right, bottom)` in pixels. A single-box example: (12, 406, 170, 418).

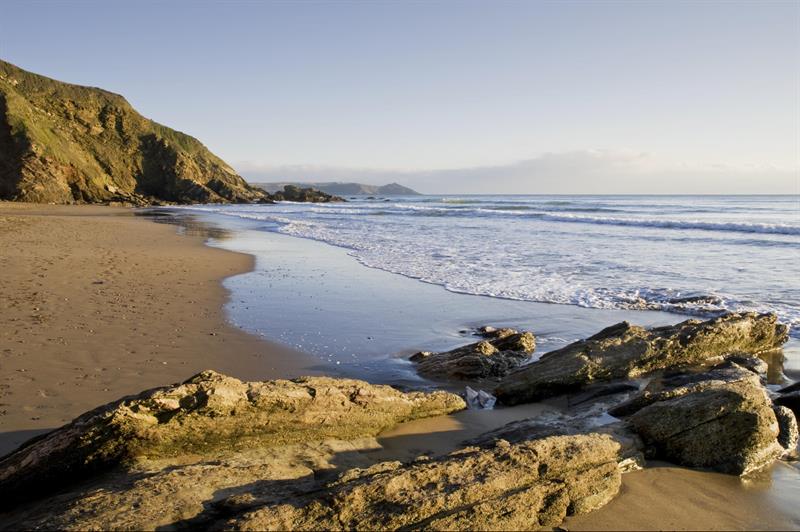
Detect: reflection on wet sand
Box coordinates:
(135, 209, 233, 240)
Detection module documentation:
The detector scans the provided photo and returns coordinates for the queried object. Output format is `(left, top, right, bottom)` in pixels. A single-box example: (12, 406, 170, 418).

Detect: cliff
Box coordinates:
(0, 59, 266, 205)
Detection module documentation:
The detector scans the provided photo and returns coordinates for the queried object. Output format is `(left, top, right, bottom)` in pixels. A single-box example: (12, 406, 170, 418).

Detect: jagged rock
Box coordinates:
(623, 375, 783, 475)
(773, 405, 798, 455)
(270, 184, 345, 203)
(775, 391, 800, 417)
(495, 313, 787, 405)
(0, 370, 464, 509)
(221, 434, 622, 531)
(411, 330, 535, 381)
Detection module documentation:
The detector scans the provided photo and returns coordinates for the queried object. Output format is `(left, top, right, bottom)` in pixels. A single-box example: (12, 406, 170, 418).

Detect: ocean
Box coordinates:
(181, 194, 800, 338)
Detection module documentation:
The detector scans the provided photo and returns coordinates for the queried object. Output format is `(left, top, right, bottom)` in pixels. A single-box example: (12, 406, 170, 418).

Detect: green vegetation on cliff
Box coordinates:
(0, 59, 266, 205)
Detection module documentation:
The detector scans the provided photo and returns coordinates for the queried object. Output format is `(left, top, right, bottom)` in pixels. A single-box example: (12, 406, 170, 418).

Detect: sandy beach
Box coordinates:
(0, 203, 315, 455)
(1, 203, 798, 530)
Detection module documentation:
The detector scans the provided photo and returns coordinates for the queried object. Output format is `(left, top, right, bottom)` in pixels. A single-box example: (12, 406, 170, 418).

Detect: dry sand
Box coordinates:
(0, 203, 315, 455)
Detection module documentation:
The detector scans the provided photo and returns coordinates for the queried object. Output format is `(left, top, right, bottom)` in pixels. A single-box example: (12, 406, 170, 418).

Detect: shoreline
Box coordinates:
(1, 203, 798, 530)
(0, 203, 316, 455)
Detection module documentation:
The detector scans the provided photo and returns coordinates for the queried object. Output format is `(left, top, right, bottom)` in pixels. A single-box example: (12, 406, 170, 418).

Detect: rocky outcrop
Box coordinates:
(220, 434, 622, 531)
(495, 313, 788, 405)
(475, 355, 796, 477)
(2, 434, 623, 531)
(411, 328, 535, 381)
(0, 59, 267, 205)
(269, 184, 345, 203)
(0, 370, 464, 509)
(607, 360, 787, 475)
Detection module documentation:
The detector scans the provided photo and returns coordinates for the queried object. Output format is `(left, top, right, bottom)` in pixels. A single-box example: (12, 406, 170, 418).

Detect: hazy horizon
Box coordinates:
(2, 0, 798, 194)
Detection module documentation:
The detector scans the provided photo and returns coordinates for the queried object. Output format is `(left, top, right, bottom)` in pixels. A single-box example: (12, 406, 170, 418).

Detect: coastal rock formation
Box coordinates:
(495, 313, 788, 405)
(0, 370, 464, 508)
(609, 360, 787, 475)
(269, 184, 345, 203)
(0, 59, 267, 205)
(626, 379, 782, 475)
(220, 434, 622, 530)
(477, 356, 794, 476)
(255, 181, 419, 196)
(2, 434, 623, 531)
(411, 328, 536, 381)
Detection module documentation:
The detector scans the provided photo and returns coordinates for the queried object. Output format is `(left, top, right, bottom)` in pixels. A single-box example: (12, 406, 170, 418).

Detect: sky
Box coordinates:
(1, 0, 798, 194)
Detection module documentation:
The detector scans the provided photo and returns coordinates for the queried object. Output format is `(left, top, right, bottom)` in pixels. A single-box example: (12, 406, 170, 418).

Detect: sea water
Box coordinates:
(181, 195, 799, 338)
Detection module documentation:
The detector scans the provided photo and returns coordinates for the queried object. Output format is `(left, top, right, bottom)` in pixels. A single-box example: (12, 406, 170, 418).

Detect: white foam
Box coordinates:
(173, 195, 800, 337)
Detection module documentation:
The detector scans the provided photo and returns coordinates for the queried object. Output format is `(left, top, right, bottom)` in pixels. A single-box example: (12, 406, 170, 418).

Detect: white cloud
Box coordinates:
(236, 150, 799, 194)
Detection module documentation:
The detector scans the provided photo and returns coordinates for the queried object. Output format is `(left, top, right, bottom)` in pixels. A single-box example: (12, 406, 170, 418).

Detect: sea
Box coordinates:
(180, 194, 800, 338)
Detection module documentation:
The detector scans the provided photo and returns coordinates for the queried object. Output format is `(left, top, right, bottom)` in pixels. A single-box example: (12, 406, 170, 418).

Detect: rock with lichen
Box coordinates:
(411, 329, 536, 381)
(495, 313, 788, 405)
(0, 370, 464, 509)
(221, 434, 623, 531)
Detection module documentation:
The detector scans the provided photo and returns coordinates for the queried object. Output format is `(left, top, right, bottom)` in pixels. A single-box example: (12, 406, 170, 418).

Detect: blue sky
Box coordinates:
(1, 0, 798, 193)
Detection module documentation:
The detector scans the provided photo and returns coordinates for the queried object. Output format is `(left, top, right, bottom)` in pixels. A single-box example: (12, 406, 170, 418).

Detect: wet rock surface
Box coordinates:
(411, 329, 535, 381)
(495, 313, 788, 405)
(0, 370, 464, 509)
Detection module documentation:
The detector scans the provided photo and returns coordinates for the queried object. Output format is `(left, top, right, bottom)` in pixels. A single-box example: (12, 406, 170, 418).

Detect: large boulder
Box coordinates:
(411, 329, 536, 381)
(610, 362, 785, 475)
(221, 434, 622, 531)
(495, 313, 787, 405)
(0, 370, 464, 509)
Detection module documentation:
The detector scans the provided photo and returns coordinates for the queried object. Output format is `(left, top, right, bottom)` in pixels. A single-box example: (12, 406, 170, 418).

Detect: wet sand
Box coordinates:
(0, 203, 316, 455)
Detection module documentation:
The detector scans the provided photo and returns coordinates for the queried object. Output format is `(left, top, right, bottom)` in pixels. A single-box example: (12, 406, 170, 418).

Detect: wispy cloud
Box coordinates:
(236, 150, 799, 194)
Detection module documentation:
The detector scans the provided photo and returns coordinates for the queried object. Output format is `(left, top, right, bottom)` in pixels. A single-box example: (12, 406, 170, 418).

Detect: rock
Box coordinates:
(467, 410, 645, 474)
(778, 381, 800, 394)
(409, 351, 432, 362)
(773, 405, 798, 455)
(270, 184, 345, 203)
(495, 313, 787, 405)
(775, 391, 800, 417)
(568, 382, 641, 407)
(625, 377, 783, 475)
(476, 326, 518, 339)
(609, 360, 760, 418)
(723, 354, 768, 377)
(221, 434, 622, 531)
(412, 330, 536, 381)
(0, 370, 465, 509)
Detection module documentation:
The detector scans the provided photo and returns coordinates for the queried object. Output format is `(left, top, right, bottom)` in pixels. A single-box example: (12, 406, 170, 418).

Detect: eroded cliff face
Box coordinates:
(0, 59, 266, 205)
